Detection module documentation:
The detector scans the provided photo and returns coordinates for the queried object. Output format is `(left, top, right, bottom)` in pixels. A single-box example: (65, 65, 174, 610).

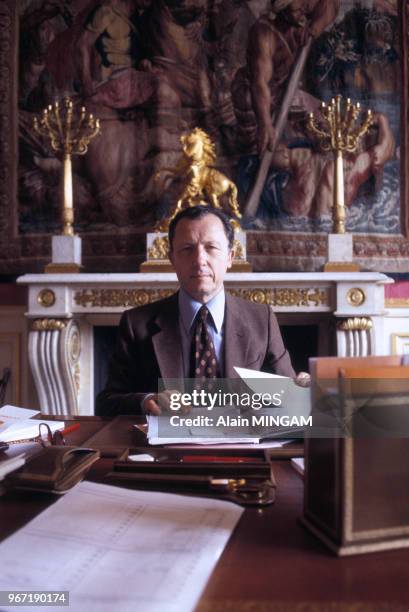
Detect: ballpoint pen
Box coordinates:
(58, 423, 81, 438)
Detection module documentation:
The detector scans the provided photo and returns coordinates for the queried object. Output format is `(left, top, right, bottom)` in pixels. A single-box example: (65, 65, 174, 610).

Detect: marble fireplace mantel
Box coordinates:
(17, 272, 392, 415)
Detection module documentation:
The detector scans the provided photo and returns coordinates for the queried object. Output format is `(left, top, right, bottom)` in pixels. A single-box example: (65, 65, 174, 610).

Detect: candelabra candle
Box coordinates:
(33, 98, 100, 236)
(307, 95, 372, 234)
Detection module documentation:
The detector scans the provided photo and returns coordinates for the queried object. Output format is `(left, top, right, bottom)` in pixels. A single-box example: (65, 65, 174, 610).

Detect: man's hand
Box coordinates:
(294, 371, 311, 388)
(143, 390, 192, 416)
(258, 123, 276, 156)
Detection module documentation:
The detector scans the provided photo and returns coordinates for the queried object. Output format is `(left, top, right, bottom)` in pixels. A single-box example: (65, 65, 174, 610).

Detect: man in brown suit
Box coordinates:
(96, 205, 298, 416)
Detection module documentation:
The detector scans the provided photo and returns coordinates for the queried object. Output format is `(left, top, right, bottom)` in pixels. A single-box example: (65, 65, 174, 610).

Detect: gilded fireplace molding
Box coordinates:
(228, 288, 329, 307)
(31, 318, 67, 331)
(74, 286, 330, 308)
(337, 317, 373, 332)
(74, 288, 174, 308)
(37, 289, 56, 308)
(346, 288, 366, 307)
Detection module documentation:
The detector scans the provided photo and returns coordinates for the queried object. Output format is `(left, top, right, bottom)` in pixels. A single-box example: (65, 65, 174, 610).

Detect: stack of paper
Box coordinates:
(146, 414, 261, 446)
(0, 405, 64, 443)
(0, 453, 26, 481)
(0, 481, 243, 612)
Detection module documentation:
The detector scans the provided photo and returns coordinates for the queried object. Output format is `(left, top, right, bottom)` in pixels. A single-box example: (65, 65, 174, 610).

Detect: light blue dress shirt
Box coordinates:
(178, 288, 225, 377)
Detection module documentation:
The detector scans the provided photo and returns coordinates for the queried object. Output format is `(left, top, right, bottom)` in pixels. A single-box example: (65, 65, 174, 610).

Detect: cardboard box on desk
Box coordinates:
(302, 355, 409, 556)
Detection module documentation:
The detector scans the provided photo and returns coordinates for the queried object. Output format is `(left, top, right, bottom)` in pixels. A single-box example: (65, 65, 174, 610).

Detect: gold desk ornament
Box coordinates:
(33, 98, 100, 237)
(307, 95, 372, 272)
(140, 127, 251, 272)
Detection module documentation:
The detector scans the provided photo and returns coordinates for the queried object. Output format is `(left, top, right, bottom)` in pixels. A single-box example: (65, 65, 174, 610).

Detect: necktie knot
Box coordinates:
(199, 305, 208, 323)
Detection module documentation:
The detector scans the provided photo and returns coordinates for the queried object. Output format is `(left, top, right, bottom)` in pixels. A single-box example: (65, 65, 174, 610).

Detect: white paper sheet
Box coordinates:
(146, 415, 261, 445)
(234, 366, 311, 419)
(0, 481, 243, 612)
(0, 405, 64, 443)
(0, 405, 40, 420)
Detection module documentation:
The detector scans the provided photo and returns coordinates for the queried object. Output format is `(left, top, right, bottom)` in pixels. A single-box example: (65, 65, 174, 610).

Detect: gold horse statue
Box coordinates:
(156, 128, 242, 230)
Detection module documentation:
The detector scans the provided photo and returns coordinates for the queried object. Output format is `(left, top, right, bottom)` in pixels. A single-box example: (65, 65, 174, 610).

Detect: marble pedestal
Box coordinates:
(45, 235, 82, 274)
(324, 234, 359, 272)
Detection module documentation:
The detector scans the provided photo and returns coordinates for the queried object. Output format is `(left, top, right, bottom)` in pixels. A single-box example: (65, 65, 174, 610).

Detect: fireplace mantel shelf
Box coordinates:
(18, 271, 392, 284)
(18, 271, 392, 317)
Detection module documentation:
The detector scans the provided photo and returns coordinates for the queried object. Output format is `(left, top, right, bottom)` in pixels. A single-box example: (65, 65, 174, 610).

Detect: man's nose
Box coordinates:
(193, 245, 207, 265)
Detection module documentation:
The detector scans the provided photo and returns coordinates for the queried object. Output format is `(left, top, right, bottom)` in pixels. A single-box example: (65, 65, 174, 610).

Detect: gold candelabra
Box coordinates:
(307, 95, 372, 234)
(33, 98, 100, 236)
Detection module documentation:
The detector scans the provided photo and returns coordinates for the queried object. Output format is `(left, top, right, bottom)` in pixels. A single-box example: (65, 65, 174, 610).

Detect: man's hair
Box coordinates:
(168, 205, 235, 250)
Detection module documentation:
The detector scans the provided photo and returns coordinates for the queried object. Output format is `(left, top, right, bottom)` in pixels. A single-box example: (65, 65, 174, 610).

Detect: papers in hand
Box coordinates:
(145, 368, 311, 445)
(0, 405, 64, 443)
(234, 366, 311, 437)
(234, 366, 311, 416)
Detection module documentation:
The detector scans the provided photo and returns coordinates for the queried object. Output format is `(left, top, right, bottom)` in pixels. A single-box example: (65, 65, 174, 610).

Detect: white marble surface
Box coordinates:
(18, 271, 392, 284)
(51, 235, 82, 264)
(327, 233, 353, 262)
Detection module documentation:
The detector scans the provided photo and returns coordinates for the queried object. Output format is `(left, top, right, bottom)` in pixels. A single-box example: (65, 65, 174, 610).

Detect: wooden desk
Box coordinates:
(2, 418, 409, 612)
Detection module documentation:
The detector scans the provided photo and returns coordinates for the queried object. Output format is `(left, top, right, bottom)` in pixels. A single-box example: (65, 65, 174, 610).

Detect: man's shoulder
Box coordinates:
(248, 16, 281, 52)
(226, 292, 270, 317)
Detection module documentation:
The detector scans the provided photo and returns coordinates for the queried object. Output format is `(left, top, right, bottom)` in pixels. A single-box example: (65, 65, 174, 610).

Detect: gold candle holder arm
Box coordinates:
(32, 97, 101, 236)
(307, 95, 373, 234)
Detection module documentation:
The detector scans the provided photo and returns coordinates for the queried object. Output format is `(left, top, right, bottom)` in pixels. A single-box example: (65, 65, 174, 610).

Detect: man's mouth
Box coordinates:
(191, 273, 211, 278)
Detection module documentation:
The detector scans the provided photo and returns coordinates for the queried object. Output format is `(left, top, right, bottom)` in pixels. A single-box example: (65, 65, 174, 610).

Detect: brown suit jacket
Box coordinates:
(95, 291, 294, 415)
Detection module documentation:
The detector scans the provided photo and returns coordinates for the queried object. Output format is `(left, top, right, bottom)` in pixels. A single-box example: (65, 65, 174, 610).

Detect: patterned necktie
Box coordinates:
(191, 305, 218, 380)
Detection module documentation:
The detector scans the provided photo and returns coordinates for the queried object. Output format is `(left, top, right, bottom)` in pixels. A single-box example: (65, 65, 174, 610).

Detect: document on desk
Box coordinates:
(146, 414, 260, 445)
(0, 405, 64, 442)
(0, 481, 243, 612)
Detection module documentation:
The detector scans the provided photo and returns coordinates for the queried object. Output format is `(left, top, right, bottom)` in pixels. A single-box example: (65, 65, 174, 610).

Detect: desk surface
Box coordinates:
(2, 418, 409, 612)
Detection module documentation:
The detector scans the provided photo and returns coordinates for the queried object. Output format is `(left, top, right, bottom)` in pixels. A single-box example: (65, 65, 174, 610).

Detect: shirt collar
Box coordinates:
(179, 288, 225, 334)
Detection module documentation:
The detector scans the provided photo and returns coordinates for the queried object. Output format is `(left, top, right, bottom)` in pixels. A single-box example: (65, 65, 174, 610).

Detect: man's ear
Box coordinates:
(227, 248, 233, 269)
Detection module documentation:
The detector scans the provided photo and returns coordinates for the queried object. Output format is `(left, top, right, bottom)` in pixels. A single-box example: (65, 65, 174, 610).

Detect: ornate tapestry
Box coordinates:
(0, 0, 408, 272)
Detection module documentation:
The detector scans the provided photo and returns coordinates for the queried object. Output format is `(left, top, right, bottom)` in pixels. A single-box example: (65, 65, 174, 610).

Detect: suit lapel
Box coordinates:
(224, 294, 253, 378)
(151, 293, 257, 380)
(152, 294, 184, 380)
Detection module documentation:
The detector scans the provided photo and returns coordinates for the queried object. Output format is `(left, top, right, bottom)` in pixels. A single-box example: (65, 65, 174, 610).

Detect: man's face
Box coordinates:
(169, 214, 233, 303)
(281, 1, 307, 28)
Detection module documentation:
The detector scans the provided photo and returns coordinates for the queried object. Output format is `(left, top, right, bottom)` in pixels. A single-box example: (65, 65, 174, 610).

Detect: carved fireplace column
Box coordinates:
(29, 318, 81, 415)
(23, 283, 95, 416)
(334, 282, 390, 357)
